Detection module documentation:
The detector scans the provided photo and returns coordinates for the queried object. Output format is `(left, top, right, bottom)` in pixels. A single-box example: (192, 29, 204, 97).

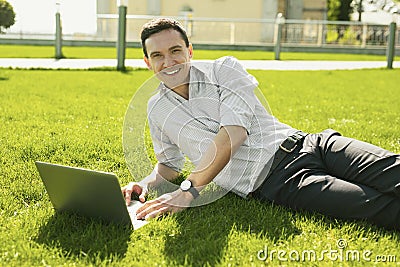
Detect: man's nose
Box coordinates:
(163, 55, 175, 68)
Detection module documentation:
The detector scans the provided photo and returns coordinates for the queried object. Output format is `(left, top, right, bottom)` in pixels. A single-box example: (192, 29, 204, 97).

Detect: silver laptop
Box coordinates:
(35, 161, 148, 229)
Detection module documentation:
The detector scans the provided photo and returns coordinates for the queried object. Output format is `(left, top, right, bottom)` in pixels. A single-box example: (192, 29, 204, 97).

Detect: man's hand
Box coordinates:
(121, 163, 180, 206)
(136, 189, 193, 220)
(121, 182, 148, 205)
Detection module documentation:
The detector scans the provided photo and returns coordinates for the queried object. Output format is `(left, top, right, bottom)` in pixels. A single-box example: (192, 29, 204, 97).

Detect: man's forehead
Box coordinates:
(146, 29, 184, 44)
(145, 30, 186, 53)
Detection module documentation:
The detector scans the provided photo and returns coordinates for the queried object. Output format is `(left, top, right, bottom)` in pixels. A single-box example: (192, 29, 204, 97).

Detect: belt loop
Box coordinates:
(251, 131, 308, 197)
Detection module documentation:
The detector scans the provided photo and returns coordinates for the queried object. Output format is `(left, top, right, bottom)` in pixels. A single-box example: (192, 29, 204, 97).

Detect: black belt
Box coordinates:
(270, 130, 308, 172)
(250, 131, 308, 197)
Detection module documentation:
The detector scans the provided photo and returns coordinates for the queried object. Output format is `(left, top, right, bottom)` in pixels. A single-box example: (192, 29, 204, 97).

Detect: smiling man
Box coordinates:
(121, 18, 400, 230)
(143, 27, 192, 98)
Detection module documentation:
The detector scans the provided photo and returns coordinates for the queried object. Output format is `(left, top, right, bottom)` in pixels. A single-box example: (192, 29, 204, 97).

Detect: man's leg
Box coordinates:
(254, 160, 400, 230)
(317, 133, 400, 197)
(253, 130, 400, 230)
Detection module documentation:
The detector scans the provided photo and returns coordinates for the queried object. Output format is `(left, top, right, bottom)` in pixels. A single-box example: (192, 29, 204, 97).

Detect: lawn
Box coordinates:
(0, 44, 389, 61)
(0, 67, 399, 266)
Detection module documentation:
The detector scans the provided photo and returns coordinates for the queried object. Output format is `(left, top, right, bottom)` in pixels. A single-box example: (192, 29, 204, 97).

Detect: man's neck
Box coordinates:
(171, 84, 189, 100)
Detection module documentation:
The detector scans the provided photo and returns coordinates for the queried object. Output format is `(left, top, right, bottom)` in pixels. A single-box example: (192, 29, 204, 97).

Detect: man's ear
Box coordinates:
(188, 43, 193, 59)
(144, 56, 152, 70)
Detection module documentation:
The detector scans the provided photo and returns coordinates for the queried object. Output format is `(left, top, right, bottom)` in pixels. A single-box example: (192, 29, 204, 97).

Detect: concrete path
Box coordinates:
(0, 58, 398, 70)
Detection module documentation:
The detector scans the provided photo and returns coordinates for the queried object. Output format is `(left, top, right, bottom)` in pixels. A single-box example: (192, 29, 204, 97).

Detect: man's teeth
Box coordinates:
(165, 69, 179, 75)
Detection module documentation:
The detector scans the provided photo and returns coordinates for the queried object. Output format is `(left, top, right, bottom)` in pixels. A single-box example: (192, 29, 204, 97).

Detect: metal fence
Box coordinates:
(1, 14, 399, 54)
(95, 15, 400, 48)
(281, 20, 396, 47)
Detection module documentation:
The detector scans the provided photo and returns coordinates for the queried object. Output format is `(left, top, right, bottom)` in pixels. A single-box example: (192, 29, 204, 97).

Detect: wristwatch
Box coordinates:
(180, 180, 200, 199)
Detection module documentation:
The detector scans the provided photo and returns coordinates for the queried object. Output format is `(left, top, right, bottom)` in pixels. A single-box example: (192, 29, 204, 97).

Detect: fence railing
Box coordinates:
(94, 15, 400, 48)
(281, 20, 396, 47)
(1, 14, 399, 54)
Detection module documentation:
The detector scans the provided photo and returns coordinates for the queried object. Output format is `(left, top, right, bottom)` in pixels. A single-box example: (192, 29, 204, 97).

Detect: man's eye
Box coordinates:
(172, 49, 181, 54)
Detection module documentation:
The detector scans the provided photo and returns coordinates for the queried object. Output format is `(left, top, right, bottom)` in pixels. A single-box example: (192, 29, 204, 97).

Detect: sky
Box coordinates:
(7, 0, 97, 34)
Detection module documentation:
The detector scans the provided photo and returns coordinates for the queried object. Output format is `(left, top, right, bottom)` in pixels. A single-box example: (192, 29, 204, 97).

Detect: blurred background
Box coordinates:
(1, 0, 399, 52)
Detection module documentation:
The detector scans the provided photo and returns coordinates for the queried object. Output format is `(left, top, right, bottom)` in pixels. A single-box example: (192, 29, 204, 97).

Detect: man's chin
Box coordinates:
(160, 77, 189, 90)
(164, 82, 188, 91)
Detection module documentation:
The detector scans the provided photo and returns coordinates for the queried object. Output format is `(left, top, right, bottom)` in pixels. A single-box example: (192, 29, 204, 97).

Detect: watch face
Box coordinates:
(180, 180, 191, 191)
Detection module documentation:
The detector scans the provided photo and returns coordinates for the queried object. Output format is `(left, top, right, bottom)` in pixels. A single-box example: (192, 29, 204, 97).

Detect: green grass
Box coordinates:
(0, 44, 389, 61)
(1, 67, 400, 266)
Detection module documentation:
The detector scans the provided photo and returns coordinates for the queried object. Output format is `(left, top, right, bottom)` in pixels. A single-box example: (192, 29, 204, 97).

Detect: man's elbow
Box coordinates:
(223, 125, 248, 149)
(235, 126, 248, 145)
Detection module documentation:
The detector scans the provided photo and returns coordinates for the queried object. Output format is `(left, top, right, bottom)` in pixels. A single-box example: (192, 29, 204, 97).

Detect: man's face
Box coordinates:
(144, 29, 193, 90)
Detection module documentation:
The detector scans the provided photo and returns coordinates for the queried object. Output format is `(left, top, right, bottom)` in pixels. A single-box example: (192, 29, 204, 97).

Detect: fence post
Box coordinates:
(317, 23, 323, 46)
(230, 23, 235, 44)
(274, 13, 285, 60)
(55, 2, 63, 59)
(386, 22, 396, 69)
(361, 23, 367, 48)
(117, 3, 127, 71)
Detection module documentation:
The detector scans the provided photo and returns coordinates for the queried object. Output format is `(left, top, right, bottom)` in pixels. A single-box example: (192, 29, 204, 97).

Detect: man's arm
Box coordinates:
(136, 125, 247, 219)
(122, 162, 179, 205)
(143, 162, 180, 188)
(187, 125, 247, 188)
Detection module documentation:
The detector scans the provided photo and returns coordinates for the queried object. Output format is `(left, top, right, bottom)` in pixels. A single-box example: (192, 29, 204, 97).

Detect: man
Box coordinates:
(122, 18, 400, 230)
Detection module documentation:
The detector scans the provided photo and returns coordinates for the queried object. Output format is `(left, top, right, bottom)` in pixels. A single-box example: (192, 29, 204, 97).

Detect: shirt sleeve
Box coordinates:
(213, 56, 259, 130)
(147, 111, 185, 173)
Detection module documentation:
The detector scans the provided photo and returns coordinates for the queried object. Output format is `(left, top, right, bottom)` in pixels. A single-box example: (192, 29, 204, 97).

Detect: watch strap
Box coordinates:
(186, 186, 200, 199)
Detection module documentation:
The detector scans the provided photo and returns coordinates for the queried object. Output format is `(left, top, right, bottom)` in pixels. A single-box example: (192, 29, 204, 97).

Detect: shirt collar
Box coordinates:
(157, 66, 206, 98)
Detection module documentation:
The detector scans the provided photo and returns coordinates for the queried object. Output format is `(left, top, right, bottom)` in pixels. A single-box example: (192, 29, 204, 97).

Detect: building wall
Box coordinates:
(161, 0, 264, 18)
(155, 0, 276, 43)
(278, 0, 327, 20)
(98, 0, 327, 19)
(303, 0, 327, 20)
(97, 0, 327, 43)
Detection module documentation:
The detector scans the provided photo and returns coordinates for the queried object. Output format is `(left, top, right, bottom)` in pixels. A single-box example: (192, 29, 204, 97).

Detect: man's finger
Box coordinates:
(124, 189, 132, 205)
(144, 206, 169, 220)
(122, 182, 144, 204)
(136, 199, 155, 215)
(139, 185, 149, 203)
(139, 191, 146, 203)
(136, 200, 164, 219)
(131, 184, 142, 196)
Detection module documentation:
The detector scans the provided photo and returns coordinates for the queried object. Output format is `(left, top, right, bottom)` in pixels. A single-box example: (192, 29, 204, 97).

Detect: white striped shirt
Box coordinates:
(147, 56, 296, 197)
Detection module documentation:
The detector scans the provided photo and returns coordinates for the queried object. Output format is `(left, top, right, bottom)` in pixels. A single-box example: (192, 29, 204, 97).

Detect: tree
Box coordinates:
(0, 0, 15, 34)
(338, 0, 353, 21)
(327, 0, 353, 21)
(352, 0, 364, 21)
(327, 0, 341, 20)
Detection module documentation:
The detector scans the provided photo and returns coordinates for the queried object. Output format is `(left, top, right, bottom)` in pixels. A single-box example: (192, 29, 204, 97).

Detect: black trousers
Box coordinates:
(252, 129, 400, 230)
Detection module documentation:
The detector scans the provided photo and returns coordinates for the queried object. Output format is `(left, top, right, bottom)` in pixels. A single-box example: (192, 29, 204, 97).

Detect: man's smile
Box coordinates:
(162, 67, 181, 76)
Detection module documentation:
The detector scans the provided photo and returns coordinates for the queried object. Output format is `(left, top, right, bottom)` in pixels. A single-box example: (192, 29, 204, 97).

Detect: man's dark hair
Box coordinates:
(140, 18, 190, 58)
